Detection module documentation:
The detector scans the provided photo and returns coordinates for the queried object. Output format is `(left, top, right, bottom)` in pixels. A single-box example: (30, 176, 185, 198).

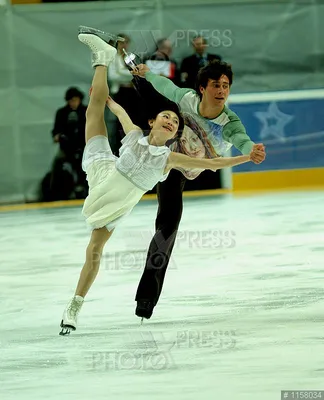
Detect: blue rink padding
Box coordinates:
(228, 98, 324, 172)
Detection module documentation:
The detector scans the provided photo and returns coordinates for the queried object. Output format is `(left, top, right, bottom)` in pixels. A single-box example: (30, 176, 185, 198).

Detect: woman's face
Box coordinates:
(180, 126, 206, 158)
(150, 111, 180, 141)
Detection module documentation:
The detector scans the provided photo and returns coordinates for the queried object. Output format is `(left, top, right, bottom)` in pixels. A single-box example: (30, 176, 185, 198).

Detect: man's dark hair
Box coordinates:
(195, 60, 233, 98)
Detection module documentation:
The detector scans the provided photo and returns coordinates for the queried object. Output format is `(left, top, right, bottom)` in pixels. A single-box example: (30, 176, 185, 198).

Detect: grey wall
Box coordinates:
(0, 0, 323, 203)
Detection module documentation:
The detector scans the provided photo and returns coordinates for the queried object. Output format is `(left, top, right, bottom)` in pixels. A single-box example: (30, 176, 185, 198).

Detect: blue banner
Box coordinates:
(229, 98, 324, 172)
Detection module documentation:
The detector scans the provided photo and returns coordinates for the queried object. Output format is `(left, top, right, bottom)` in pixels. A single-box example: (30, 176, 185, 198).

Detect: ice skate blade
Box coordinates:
(78, 25, 125, 44)
(59, 320, 76, 336)
(59, 328, 71, 336)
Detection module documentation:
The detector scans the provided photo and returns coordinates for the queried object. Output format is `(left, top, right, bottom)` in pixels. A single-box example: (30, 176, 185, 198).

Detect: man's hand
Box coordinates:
(250, 143, 266, 164)
(131, 63, 150, 78)
(53, 134, 60, 143)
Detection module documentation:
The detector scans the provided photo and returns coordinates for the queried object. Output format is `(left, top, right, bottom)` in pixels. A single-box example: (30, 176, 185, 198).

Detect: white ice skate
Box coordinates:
(59, 295, 84, 336)
(78, 25, 117, 67)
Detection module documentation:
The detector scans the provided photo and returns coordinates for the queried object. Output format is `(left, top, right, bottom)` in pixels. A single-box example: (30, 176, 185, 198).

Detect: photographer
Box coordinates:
(49, 87, 87, 200)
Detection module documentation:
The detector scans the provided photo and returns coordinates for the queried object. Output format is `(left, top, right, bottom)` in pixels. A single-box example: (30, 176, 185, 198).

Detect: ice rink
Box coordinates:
(1, 190, 324, 400)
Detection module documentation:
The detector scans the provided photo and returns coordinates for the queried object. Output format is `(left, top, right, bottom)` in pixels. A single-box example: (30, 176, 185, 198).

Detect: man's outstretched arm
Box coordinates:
(132, 64, 192, 104)
(223, 121, 266, 164)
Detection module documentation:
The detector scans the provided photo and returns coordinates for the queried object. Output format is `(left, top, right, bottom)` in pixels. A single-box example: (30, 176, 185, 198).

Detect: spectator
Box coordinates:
(180, 36, 222, 89)
(108, 34, 133, 96)
(144, 38, 180, 85)
(108, 33, 145, 153)
(49, 87, 87, 200)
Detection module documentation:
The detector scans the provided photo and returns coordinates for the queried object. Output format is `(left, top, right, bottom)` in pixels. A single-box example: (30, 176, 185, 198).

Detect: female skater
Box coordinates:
(59, 28, 256, 335)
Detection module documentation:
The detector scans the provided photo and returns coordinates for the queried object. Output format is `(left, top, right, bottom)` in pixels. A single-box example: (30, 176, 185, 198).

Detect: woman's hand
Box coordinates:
(250, 143, 266, 164)
(106, 96, 123, 115)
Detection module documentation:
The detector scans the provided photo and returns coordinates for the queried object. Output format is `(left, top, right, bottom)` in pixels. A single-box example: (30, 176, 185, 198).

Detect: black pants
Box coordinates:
(135, 169, 186, 306)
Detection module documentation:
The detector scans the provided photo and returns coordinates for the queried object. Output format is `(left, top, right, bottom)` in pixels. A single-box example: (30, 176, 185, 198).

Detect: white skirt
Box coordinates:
(81, 135, 145, 231)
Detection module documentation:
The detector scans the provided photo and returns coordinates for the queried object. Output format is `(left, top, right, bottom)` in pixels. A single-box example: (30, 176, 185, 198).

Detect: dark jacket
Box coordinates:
(52, 104, 87, 155)
(180, 53, 222, 89)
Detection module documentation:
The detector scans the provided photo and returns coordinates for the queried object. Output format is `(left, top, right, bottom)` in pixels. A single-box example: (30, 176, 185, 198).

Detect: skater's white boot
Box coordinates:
(59, 295, 84, 335)
(78, 31, 117, 68)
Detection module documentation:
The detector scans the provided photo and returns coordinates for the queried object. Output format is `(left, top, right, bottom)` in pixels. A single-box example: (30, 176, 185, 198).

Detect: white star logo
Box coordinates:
(254, 102, 294, 142)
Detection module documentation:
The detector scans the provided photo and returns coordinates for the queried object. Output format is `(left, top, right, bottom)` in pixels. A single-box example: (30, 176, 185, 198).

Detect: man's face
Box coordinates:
(68, 96, 81, 110)
(160, 40, 172, 56)
(199, 75, 230, 108)
(193, 37, 207, 55)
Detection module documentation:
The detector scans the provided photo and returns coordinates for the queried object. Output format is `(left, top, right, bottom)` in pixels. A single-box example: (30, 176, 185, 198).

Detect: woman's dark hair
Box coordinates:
(65, 87, 84, 102)
(147, 100, 184, 139)
(195, 60, 233, 99)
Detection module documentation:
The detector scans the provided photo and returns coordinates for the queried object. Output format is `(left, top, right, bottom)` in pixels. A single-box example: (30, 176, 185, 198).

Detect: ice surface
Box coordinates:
(1, 191, 324, 400)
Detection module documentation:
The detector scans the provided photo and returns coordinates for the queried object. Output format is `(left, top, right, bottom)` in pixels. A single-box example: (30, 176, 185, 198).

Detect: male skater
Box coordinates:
(132, 60, 266, 319)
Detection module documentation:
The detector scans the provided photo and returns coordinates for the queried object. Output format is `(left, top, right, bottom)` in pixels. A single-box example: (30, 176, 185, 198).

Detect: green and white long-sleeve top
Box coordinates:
(145, 72, 254, 159)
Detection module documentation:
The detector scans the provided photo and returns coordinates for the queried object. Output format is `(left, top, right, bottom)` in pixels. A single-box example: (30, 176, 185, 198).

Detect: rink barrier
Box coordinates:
(0, 185, 323, 212)
(227, 88, 324, 190)
(232, 167, 324, 191)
